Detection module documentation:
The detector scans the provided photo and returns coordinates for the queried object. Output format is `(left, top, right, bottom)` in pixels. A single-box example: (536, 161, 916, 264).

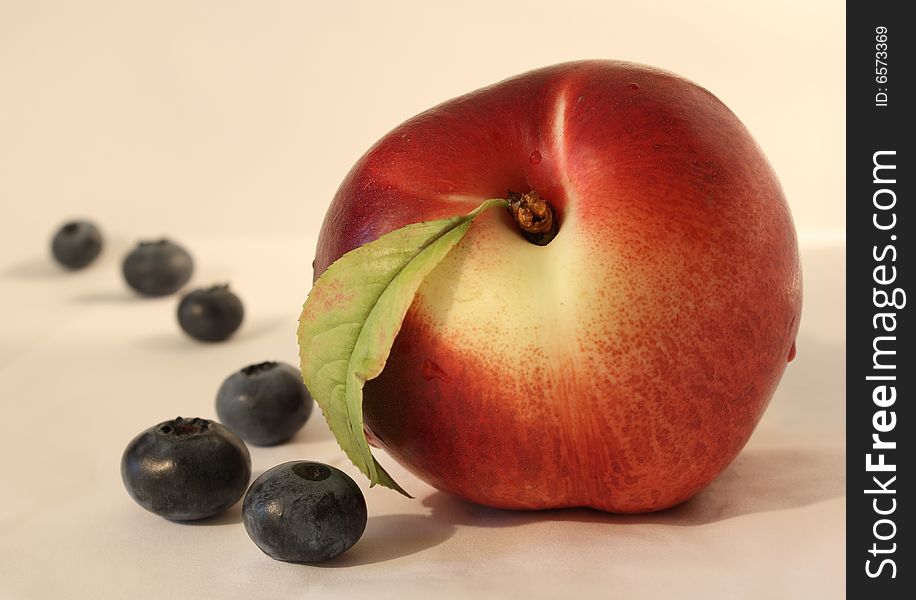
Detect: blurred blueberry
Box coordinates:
(177, 284, 244, 342)
(51, 220, 102, 269)
(123, 239, 193, 296)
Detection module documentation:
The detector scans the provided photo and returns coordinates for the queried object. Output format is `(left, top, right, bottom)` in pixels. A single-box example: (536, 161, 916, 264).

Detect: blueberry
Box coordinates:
(51, 220, 102, 269)
(177, 284, 244, 342)
(121, 417, 251, 521)
(123, 239, 194, 296)
(216, 362, 313, 446)
(243, 461, 367, 562)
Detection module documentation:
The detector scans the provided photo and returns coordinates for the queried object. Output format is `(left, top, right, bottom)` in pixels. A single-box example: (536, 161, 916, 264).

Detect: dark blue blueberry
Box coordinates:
(122, 239, 194, 296)
(243, 461, 367, 562)
(51, 220, 102, 269)
(121, 417, 251, 521)
(216, 361, 313, 446)
(177, 284, 244, 342)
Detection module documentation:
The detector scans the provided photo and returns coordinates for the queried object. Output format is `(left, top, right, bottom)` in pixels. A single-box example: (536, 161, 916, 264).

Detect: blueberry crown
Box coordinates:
(159, 417, 211, 436)
(241, 361, 278, 376)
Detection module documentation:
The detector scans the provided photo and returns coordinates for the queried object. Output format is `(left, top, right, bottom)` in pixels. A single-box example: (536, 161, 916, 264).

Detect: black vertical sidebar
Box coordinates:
(847, 2, 912, 597)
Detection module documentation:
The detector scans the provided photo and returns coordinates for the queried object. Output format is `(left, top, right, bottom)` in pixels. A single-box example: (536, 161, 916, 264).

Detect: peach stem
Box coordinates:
(506, 190, 559, 245)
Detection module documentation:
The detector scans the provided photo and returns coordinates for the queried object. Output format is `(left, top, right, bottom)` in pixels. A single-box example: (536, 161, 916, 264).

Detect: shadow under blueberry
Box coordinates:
(2, 256, 70, 279)
(180, 502, 244, 527)
(316, 513, 457, 567)
(72, 288, 148, 303)
(234, 315, 290, 342)
(421, 445, 844, 528)
(4, 237, 126, 279)
(135, 315, 289, 351)
(284, 414, 335, 446)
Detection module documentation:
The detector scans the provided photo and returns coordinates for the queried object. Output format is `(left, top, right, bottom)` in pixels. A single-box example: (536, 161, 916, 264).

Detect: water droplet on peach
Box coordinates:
(529, 150, 542, 164)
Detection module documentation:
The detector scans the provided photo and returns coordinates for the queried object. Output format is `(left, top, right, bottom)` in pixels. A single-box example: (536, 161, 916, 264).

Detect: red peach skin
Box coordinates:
(313, 61, 801, 513)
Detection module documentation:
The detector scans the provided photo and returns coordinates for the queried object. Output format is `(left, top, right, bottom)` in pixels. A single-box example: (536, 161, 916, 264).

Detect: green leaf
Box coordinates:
(297, 198, 508, 495)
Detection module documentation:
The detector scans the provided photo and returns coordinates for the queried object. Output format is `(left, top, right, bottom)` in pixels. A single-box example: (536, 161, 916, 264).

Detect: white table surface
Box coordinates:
(0, 233, 845, 600)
